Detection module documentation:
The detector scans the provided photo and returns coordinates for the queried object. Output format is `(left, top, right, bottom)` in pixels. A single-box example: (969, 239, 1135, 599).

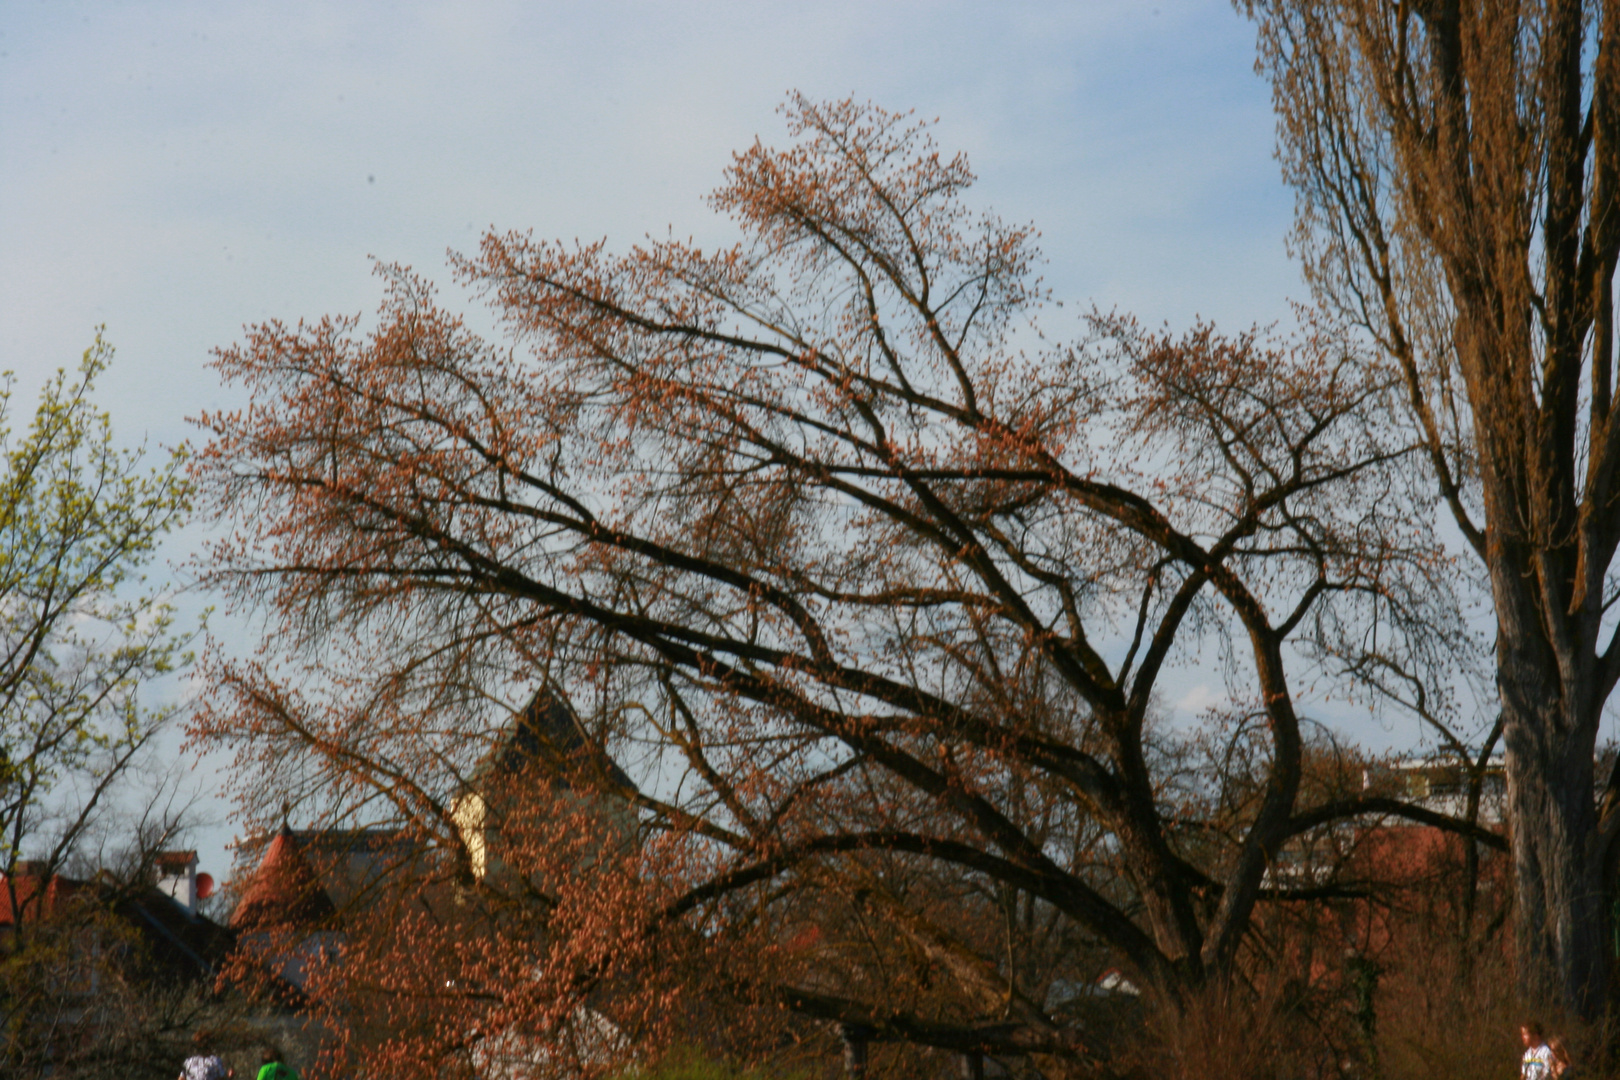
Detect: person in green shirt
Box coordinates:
(254, 1047, 297, 1080)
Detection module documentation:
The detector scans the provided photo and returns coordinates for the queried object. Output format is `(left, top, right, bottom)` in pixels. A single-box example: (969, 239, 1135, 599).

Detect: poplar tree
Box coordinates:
(1246, 0, 1620, 1017)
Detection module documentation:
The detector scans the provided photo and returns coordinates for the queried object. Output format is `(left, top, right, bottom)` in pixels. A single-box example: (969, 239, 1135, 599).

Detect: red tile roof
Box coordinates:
(230, 826, 337, 931)
(0, 870, 85, 926)
(155, 850, 198, 871)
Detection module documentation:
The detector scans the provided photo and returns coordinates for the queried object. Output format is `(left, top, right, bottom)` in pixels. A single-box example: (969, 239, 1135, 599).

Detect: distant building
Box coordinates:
(224, 688, 639, 1076)
(451, 690, 637, 883)
(1377, 754, 1507, 824)
(0, 854, 233, 987)
(1253, 751, 1516, 1016)
(231, 690, 634, 931)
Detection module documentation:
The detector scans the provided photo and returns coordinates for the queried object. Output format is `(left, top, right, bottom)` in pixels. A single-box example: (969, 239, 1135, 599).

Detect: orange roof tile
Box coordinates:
(230, 826, 337, 931)
(0, 871, 85, 926)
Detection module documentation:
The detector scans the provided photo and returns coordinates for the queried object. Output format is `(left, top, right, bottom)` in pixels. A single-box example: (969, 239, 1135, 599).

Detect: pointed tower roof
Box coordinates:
(472, 689, 635, 793)
(230, 825, 338, 931)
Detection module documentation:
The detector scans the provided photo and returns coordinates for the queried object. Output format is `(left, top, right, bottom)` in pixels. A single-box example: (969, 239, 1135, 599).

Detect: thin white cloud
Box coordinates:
(1175, 683, 1226, 719)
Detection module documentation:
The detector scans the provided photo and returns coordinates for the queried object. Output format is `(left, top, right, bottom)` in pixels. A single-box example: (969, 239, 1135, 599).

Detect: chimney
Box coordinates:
(155, 850, 199, 913)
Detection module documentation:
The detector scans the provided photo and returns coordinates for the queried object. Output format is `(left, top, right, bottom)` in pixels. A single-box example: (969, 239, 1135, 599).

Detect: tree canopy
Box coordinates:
(194, 98, 1491, 1075)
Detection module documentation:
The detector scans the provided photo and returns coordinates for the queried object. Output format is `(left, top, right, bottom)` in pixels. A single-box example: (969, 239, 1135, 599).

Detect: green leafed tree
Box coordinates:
(0, 335, 194, 936)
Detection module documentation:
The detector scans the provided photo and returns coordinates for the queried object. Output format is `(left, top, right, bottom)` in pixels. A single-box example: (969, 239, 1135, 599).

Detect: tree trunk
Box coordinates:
(1500, 660, 1609, 1016)
(1247, 0, 1620, 1021)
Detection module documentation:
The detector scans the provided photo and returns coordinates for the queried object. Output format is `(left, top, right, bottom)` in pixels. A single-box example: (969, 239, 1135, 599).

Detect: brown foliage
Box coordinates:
(193, 96, 1492, 1075)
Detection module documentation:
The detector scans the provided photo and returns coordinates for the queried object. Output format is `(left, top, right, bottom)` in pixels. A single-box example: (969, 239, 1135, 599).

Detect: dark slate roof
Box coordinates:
(0, 868, 231, 984)
(474, 689, 636, 793)
(114, 886, 235, 982)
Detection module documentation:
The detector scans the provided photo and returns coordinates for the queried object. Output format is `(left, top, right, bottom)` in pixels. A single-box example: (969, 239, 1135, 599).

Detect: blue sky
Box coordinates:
(2, 1, 1307, 880)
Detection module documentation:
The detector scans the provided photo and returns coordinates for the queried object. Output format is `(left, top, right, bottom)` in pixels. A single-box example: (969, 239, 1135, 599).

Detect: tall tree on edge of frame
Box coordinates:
(0, 335, 193, 938)
(1245, 0, 1620, 1017)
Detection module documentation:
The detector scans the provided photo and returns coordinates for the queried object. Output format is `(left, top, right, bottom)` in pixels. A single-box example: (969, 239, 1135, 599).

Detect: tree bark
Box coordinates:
(1499, 641, 1608, 1015)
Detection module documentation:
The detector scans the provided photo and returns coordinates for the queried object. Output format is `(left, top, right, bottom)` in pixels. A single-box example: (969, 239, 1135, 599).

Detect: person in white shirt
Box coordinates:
(178, 1030, 235, 1080)
(1521, 1022, 1554, 1080)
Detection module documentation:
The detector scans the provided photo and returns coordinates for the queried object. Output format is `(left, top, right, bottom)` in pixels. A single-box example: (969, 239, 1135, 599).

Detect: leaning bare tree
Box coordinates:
(1246, 0, 1620, 1018)
(193, 98, 1485, 1072)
